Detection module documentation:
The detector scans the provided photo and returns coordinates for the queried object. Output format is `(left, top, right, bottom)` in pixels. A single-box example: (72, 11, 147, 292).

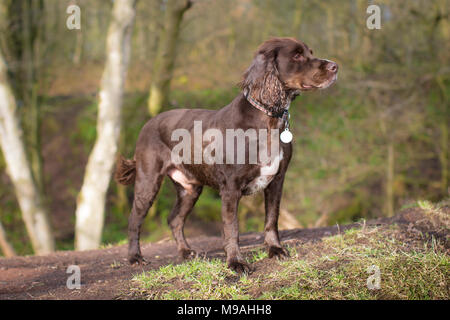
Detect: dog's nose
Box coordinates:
(326, 61, 338, 73)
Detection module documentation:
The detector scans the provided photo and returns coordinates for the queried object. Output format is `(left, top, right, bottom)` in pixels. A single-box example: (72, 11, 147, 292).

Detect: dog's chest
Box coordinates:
(244, 151, 283, 195)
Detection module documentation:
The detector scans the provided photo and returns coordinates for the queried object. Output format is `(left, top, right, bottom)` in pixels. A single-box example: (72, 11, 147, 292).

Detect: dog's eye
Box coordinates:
(293, 53, 304, 62)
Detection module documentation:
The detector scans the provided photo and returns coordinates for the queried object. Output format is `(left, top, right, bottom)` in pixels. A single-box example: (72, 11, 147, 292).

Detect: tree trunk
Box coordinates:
(147, 0, 192, 116)
(75, 0, 137, 251)
(0, 0, 46, 195)
(292, 0, 303, 39)
(0, 221, 16, 257)
(0, 50, 54, 254)
(21, 0, 45, 194)
(386, 142, 395, 216)
(72, 29, 83, 65)
(439, 120, 448, 194)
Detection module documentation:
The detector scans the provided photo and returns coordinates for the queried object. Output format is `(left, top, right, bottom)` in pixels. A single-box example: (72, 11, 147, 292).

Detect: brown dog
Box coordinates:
(116, 37, 338, 273)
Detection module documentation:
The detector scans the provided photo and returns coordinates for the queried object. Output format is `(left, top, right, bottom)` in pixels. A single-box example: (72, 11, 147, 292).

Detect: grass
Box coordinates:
(133, 258, 252, 299)
(133, 208, 449, 300)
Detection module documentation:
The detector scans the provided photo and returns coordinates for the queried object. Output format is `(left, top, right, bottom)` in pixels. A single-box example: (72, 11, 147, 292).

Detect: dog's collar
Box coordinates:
(243, 89, 290, 119)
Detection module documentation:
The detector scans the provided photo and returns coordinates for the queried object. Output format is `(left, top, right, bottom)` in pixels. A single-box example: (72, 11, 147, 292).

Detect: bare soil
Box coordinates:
(0, 208, 447, 300)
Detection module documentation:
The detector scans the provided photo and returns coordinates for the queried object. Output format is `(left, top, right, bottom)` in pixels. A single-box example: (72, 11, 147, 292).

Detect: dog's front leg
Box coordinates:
(264, 173, 290, 259)
(220, 190, 251, 274)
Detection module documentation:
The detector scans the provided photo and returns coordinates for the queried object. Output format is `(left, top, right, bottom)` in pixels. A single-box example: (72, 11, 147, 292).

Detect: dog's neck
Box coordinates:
(243, 88, 299, 118)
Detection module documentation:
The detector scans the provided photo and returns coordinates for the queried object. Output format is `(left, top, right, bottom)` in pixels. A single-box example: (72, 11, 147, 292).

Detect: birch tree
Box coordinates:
(75, 0, 137, 250)
(0, 220, 16, 257)
(0, 0, 47, 194)
(0, 50, 54, 254)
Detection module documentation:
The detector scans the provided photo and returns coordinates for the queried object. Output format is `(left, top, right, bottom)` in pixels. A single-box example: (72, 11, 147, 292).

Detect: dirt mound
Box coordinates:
(0, 206, 447, 300)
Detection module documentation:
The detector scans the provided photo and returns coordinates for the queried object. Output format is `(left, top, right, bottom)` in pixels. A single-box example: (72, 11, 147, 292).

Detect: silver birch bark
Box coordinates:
(0, 220, 16, 257)
(0, 51, 54, 254)
(75, 0, 137, 250)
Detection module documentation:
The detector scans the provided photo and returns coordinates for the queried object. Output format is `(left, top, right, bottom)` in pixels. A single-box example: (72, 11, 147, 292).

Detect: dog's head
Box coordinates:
(240, 37, 338, 107)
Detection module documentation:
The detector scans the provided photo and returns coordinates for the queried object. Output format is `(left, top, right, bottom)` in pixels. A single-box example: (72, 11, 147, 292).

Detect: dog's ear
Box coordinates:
(239, 53, 266, 92)
(239, 47, 286, 107)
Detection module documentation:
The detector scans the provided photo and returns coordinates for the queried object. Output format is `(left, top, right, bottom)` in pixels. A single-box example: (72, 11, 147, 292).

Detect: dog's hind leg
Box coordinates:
(167, 182, 203, 259)
(128, 153, 166, 265)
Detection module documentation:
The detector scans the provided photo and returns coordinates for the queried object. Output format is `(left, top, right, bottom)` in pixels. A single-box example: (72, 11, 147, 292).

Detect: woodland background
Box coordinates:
(0, 0, 448, 256)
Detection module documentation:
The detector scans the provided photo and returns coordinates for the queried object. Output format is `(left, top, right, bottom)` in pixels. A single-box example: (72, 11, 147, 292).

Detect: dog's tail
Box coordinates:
(115, 155, 136, 185)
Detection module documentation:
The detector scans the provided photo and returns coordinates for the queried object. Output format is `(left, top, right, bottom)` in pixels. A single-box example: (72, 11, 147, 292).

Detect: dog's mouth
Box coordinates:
(300, 74, 338, 91)
(300, 83, 318, 90)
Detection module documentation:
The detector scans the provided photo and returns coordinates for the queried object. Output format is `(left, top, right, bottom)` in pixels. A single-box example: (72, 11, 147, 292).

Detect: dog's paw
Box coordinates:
(268, 246, 290, 260)
(227, 258, 253, 275)
(179, 248, 197, 260)
(128, 253, 148, 265)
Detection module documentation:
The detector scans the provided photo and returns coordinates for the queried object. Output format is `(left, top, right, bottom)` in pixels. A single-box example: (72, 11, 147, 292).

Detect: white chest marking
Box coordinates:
(246, 151, 283, 194)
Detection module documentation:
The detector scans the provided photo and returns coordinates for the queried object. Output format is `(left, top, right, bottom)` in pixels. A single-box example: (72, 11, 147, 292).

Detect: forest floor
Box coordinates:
(0, 203, 448, 300)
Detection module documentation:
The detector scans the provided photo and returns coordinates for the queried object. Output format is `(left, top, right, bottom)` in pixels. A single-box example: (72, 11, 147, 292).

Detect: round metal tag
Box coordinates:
(280, 129, 293, 143)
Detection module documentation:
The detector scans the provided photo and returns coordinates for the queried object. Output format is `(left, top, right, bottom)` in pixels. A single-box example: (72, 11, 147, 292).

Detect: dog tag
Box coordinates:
(280, 128, 293, 143)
